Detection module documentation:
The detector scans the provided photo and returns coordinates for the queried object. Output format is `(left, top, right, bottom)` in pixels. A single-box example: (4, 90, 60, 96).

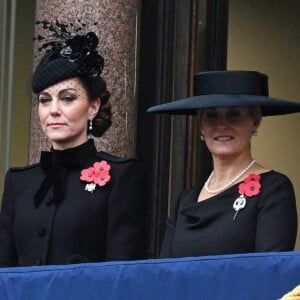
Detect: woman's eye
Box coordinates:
(227, 109, 242, 119)
(62, 96, 76, 102)
(38, 97, 51, 104)
(204, 112, 218, 119)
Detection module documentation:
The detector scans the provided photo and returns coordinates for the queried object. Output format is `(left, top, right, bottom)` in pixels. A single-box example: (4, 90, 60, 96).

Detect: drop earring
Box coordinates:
(200, 135, 205, 141)
(89, 119, 93, 131)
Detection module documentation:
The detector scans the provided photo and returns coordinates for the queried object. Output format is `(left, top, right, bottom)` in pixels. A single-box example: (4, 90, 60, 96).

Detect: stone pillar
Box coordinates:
(29, 0, 139, 162)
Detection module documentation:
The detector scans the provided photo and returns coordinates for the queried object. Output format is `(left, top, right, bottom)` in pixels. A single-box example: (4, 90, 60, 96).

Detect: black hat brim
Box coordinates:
(147, 94, 300, 116)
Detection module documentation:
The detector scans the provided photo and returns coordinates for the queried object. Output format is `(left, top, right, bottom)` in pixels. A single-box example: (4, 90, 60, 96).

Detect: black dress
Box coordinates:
(0, 140, 147, 267)
(160, 171, 297, 258)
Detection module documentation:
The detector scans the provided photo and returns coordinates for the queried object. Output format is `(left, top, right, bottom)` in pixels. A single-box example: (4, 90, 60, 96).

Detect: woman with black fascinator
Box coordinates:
(0, 21, 147, 266)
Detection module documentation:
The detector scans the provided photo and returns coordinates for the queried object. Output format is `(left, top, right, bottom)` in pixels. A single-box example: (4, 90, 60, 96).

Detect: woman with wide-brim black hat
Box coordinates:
(148, 70, 300, 258)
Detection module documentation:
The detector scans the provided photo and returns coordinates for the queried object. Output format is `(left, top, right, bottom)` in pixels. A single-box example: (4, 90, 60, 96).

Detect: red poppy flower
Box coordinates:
(94, 173, 111, 186)
(244, 173, 261, 183)
(93, 161, 111, 175)
(238, 173, 261, 197)
(80, 167, 96, 182)
(80, 160, 111, 189)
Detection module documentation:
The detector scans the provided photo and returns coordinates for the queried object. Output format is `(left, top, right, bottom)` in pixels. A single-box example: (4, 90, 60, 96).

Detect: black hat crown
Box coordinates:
(32, 20, 104, 93)
(194, 70, 269, 97)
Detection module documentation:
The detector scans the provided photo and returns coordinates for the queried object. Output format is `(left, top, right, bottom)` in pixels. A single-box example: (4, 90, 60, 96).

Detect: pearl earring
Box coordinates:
(252, 130, 257, 136)
(200, 135, 205, 141)
(89, 119, 93, 131)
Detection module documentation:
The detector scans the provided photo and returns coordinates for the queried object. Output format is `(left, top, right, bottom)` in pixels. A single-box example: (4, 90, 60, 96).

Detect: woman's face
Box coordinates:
(38, 77, 100, 150)
(200, 107, 260, 159)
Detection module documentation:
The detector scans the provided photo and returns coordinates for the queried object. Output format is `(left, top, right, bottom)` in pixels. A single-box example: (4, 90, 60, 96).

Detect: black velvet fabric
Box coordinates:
(34, 140, 95, 207)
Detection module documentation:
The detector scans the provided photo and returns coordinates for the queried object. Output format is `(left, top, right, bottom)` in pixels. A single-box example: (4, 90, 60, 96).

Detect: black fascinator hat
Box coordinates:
(147, 70, 300, 116)
(32, 20, 104, 93)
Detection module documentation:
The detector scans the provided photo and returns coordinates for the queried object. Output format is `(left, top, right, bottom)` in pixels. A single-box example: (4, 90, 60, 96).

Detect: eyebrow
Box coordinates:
(39, 88, 77, 96)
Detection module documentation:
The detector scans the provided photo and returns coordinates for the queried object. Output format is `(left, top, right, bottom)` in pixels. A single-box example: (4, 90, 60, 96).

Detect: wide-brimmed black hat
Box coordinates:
(147, 70, 300, 116)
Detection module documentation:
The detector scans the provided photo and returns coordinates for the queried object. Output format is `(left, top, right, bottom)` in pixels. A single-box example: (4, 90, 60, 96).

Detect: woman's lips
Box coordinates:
(214, 135, 234, 141)
(48, 122, 66, 128)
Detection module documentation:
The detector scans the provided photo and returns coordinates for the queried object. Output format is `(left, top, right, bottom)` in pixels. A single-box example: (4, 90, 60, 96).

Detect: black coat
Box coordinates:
(160, 171, 297, 258)
(0, 140, 147, 267)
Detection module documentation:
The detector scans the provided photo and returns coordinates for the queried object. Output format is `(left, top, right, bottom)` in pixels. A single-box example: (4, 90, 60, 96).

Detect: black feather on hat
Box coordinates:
(147, 70, 300, 116)
(32, 20, 104, 94)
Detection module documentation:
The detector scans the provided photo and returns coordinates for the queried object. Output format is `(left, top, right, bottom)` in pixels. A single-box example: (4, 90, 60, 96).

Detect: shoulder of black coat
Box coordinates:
(9, 162, 40, 172)
(96, 151, 140, 163)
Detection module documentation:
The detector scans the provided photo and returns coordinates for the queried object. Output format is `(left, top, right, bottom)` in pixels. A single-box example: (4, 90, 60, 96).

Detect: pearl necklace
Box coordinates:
(204, 159, 256, 194)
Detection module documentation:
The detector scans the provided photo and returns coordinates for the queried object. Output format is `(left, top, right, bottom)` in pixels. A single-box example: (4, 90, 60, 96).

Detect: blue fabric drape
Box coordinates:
(0, 252, 299, 300)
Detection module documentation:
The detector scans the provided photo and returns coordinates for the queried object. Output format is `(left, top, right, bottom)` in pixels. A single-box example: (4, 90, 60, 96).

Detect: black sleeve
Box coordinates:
(105, 160, 147, 260)
(255, 173, 297, 251)
(159, 190, 184, 258)
(0, 171, 17, 267)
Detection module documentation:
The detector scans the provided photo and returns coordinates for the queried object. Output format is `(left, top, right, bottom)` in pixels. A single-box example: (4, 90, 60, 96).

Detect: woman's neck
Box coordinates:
(198, 155, 269, 202)
(52, 138, 89, 151)
(210, 155, 254, 187)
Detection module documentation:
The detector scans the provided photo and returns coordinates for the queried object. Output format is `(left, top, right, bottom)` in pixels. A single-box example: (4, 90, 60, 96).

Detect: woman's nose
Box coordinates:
(216, 115, 229, 127)
(49, 100, 61, 114)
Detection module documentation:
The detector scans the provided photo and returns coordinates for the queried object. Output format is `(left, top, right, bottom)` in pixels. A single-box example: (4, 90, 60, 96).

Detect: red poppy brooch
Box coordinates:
(80, 160, 111, 193)
(233, 173, 261, 220)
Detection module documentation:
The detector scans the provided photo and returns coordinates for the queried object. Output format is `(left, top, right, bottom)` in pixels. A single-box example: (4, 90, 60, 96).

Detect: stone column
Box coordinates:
(29, 0, 139, 162)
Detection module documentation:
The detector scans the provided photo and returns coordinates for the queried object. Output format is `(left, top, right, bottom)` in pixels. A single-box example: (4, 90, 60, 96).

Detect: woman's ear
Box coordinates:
(88, 98, 101, 119)
(199, 119, 204, 136)
(253, 118, 261, 131)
